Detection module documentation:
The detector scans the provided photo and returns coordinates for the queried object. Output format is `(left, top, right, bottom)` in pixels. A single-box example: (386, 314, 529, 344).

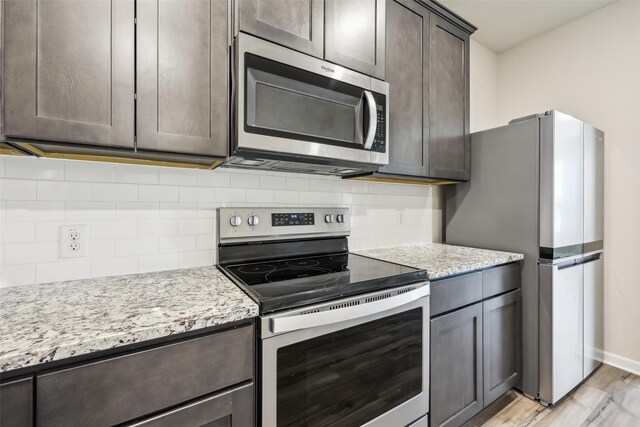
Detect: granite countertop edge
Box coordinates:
(0, 266, 259, 373)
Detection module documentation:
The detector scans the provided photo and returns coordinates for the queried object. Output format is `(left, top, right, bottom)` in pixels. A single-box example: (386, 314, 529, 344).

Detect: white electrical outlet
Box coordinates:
(60, 225, 88, 258)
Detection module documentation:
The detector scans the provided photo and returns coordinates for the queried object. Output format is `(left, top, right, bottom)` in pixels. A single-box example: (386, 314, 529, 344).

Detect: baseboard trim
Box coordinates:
(603, 351, 640, 376)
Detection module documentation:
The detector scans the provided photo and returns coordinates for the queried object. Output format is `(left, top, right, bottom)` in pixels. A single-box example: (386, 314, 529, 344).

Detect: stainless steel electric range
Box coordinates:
(217, 207, 430, 427)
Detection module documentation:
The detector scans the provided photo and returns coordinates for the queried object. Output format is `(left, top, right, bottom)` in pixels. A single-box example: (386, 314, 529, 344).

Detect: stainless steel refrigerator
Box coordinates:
(445, 110, 604, 405)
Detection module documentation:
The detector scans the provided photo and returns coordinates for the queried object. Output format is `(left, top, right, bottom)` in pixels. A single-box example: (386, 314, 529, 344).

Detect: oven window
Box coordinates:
(276, 308, 423, 427)
(245, 53, 368, 149)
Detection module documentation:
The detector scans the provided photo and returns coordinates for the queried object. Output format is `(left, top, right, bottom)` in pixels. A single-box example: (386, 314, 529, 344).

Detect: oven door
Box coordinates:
(235, 32, 389, 166)
(261, 283, 429, 427)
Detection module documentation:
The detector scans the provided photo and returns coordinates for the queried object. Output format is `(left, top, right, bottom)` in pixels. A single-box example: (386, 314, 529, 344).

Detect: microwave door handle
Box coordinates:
(270, 284, 429, 333)
(363, 90, 377, 150)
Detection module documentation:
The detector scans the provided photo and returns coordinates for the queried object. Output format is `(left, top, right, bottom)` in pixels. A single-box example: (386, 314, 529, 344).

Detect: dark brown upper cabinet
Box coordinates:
(136, 0, 229, 158)
(236, 0, 325, 58)
(1, 0, 229, 163)
(429, 14, 470, 181)
(378, 0, 430, 177)
(236, 0, 385, 79)
(2, 0, 135, 149)
(324, 0, 386, 79)
(377, 0, 474, 182)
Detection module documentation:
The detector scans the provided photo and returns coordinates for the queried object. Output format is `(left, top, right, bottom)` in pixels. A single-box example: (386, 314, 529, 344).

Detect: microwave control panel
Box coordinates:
(371, 92, 386, 153)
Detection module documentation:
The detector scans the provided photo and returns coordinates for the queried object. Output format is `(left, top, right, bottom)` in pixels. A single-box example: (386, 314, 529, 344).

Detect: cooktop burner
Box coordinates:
(222, 252, 426, 313)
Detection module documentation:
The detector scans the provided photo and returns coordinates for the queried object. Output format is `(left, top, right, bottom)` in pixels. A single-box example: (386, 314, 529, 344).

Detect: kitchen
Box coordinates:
(0, 0, 638, 426)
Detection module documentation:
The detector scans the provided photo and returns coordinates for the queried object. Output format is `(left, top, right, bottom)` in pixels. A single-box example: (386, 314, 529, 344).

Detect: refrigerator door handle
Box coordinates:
(556, 253, 602, 270)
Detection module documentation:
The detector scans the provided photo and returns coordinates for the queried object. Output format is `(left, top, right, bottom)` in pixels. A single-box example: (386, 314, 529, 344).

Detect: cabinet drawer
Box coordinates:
(430, 271, 482, 317)
(0, 377, 33, 427)
(482, 263, 521, 298)
(128, 382, 254, 427)
(37, 326, 254, 427)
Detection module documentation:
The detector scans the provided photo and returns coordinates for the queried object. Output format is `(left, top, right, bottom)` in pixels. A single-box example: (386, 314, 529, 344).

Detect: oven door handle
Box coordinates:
(270, 284, 429, 333)
(363, 90, 377, 150)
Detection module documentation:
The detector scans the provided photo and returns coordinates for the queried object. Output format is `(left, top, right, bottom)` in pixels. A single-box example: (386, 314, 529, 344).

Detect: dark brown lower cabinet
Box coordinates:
(483, 289, 522, 406)
(430, 303, 484, 427)
(128, 383, 254, 427)
(430, 263, 522, 427)
(0, 377, 33, 427)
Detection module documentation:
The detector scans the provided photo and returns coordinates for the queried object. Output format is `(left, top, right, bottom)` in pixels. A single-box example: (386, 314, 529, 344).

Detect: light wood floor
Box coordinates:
(464, 364, 640, 427)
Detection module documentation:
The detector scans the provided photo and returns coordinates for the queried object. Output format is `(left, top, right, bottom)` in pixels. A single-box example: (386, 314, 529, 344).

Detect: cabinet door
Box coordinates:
(136, 0, 228, 158)
(430, 303, 483, 427)
(483, 289, 522, 406)
(0, 377, 33, 427)
(237, 0, 324, 58)
(583, 256, 603, 378)
(324, 0, 386, 79)
(378, 0, 429, 177)
(128, 383, 254, 427)
(3, 0, 134, 148)
(429, 15, 470, 181)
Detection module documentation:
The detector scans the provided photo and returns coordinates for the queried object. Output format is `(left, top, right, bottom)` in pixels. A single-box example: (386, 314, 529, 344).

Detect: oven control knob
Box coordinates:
(336, 214, 345, 223)
(229, 215, 242, 227)
(247, 215, 260, 227)
(324, 214, 334, 223)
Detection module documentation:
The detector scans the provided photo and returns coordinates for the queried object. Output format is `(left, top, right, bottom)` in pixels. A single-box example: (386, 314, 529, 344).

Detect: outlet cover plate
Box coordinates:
(60, 225, 88, 258)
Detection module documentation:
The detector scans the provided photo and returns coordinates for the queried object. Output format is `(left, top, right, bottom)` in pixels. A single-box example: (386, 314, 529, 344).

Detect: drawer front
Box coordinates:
(37, 326, 254, 427)
(128, 382, 254, 427)
(0, 377, 33, 427)
(430, 271, 482, 317)
(482, 262, 521, 299)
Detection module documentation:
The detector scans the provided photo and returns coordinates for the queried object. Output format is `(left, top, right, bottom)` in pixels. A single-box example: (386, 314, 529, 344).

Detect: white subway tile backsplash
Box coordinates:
(1, 222, 35, 243)
(116, 202, 160, 219)
(92, 183, 138, 201)
(159, 168, 197, 186)
(138, 253, 179, 273)
(0, 264, 36, 287)
(91, 256, 138, 278)
(37, 181, 91, 201)
(36, 258, 92, 283)
(65, 160, 115, 182)
(138, 219, 178, 237)
(115, 164, 159, 184)
(159, 235, 196, 253)
(139, 184, 179, 202)
(115, 237, 158, 256)
(0, 179, 37, 200)
(0, 156, 441, 286)
(4, 157, 65, 180)
(5, 201, 65, 221)
(4, 242, 58, 265)
(178, 218, 214, 235)
(179, 186, 215, 203)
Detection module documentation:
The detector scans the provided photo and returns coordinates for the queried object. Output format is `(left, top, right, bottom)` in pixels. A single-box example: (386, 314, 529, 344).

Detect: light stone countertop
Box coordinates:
(0, 266, 258, 373)
(357, 243, 523, 280)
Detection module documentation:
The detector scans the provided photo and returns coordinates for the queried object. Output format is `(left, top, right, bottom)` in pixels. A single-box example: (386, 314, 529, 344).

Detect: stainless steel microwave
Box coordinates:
(228, 32, 389, 176)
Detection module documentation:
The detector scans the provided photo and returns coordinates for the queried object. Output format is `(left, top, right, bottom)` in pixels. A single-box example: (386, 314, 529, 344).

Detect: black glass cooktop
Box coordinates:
(221, 252, 427, 313)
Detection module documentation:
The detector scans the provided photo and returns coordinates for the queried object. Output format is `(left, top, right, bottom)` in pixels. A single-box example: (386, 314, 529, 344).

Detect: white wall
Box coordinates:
(0, 156, 441, 287)
(469, 39, 499, 132)
(480, 1, 640, 371)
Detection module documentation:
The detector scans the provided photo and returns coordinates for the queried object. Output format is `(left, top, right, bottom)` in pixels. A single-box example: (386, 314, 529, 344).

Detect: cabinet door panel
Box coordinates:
(237, 0, 324, 58)
(325, 0, 385, 79)
(378, 0, 429, 177)
(3, 0, 134, 147)
(483, 289, 522, 406)
(429, 15, 470, 180)
(0, 377, 33, 427)
(128, 383, 254, 427)
(137, 0, 228, 158)
(430, 303, 483, 427)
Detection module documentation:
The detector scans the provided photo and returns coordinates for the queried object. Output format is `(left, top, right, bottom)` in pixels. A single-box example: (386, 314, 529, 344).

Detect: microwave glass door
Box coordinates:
(245, 54, 376, 149)
(275, 307, 423, 427)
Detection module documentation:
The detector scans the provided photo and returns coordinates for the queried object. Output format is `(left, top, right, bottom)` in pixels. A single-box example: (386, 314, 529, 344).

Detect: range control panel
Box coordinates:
(218, 207, 350, 243)
(272, 212, 315, 227)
